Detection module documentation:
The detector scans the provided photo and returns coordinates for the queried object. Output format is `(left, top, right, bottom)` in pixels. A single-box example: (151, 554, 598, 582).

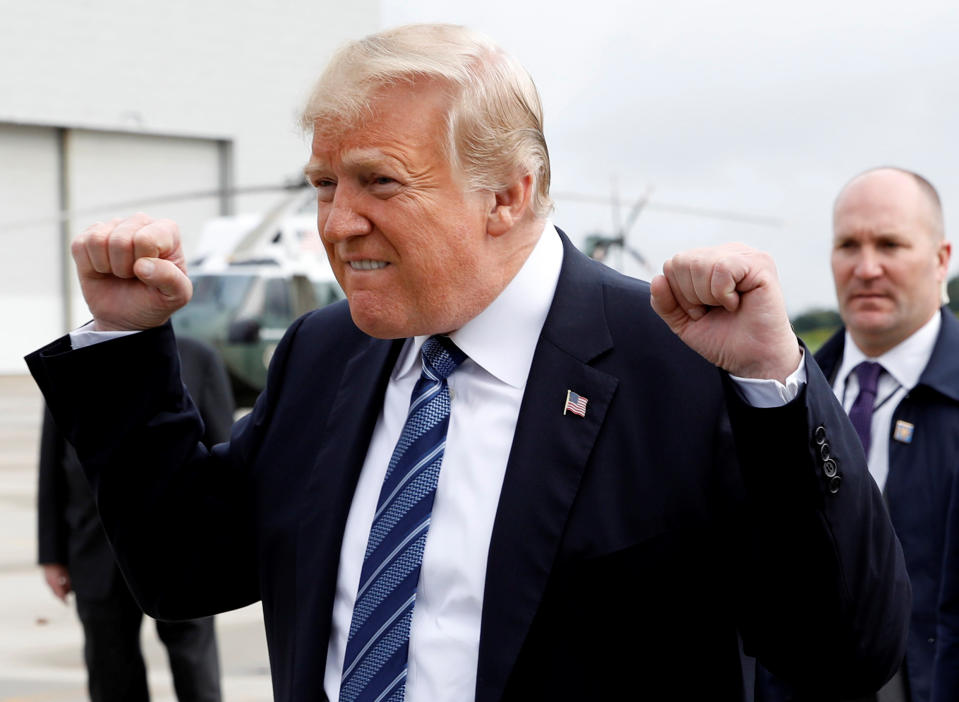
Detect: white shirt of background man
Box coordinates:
(832, 311, 941, 491)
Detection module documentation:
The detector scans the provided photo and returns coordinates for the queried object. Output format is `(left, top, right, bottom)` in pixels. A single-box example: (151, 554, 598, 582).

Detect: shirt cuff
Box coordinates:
(69, 320, 140, 350)
(729, 348, 806, 408)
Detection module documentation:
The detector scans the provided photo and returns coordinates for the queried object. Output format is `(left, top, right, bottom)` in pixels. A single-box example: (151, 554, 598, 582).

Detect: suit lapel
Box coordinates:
(293, 335, 402, 695)
(476, 234, 619, 702)
(813, 327, 845, 386)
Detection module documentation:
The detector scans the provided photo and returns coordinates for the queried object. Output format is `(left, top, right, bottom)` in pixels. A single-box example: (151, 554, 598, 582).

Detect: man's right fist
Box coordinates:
(72, 213, 193, 331)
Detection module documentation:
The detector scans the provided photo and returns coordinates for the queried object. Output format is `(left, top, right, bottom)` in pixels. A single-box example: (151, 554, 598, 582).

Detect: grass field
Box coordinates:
(796, 326, 840, 354)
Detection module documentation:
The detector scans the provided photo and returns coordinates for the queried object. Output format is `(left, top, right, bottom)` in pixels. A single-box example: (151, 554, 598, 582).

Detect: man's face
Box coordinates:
(304, 80, 502, 339)
(831, 169, 950, 356)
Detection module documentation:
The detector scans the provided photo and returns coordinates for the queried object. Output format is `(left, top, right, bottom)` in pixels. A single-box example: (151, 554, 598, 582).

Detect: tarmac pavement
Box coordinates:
(0, 374, 273, 701)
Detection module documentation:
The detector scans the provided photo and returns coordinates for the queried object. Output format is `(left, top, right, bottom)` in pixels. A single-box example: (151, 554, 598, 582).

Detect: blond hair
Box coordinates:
(300, 24, 552, 218)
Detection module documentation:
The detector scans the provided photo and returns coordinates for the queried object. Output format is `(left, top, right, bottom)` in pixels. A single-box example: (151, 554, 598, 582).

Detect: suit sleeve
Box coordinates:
(198, 347, 235, 447)
(37, 405, 69, 565)
(725, 351, 910, 697)
(24, 322, 275, 620)
(178, 338, 236, 447)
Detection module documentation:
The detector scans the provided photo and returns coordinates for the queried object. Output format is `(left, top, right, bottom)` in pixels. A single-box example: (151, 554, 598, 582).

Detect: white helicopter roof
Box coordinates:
(189, 188, 336, 282)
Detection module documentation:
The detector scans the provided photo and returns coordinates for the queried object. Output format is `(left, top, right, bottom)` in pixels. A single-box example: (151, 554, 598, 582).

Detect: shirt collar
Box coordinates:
(837, 311, 941, 391)
(393, 221, 564, 388)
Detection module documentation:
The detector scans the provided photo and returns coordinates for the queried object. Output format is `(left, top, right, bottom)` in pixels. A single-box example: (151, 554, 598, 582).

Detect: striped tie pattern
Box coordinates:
(339, 336, 466, 702)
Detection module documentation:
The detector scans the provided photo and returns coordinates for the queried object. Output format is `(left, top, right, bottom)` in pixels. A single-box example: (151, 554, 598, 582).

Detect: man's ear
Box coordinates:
(937, 240, 952, 274)
(937, 240, 952, 305)
(487, 173, 534, 237)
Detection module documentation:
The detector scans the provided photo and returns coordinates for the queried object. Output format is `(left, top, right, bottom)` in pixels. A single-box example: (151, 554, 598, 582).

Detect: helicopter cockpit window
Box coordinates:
(313, 281, 345, 307)
(263, 277, 293, 328)
(191, 275, 255, 309)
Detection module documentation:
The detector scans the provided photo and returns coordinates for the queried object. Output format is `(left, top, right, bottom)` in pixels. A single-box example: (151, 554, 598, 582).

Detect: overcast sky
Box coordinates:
(382, 0, 959, 314)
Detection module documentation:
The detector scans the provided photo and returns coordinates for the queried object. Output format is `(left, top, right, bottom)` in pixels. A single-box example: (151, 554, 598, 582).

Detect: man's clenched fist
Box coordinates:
(72, 213, 193, 331)
(649, 243, 801, 384)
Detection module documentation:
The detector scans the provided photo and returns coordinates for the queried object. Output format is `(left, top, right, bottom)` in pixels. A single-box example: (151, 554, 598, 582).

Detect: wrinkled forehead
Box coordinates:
(307, 80, 455, 171)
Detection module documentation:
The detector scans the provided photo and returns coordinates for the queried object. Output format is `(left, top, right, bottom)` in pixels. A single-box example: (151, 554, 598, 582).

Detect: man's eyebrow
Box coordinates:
(305, 148, 407, 177)
(340, 148, 406, 171)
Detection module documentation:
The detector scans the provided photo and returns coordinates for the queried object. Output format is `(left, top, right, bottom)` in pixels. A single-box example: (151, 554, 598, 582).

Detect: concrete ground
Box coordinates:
(0, 375, 273, 701)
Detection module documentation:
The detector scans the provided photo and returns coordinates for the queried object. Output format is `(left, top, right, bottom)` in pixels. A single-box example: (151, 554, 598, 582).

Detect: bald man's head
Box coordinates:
(831, 167, 951, 357)
(835, 167, 944, 240)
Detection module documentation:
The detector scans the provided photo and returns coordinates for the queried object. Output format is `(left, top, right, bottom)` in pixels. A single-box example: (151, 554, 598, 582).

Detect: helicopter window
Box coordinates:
(191, 275, 254, 308)
(263, 277, 293, 327)
(313, 281, 345, 307)
(290, 275, 317, 316)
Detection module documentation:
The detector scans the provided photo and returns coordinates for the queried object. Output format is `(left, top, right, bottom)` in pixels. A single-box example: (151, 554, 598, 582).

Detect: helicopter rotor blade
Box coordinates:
(228, 187, 315, 261)
(0, 181, 310, 233)
(619, 185, 655, 240)
(552, 191, 783, 227)
(1, 183, 784, 236)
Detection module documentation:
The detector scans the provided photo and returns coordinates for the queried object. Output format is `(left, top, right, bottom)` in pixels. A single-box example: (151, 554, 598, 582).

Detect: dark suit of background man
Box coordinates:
(26, 24, 910, 702)
(38, 334, 234, 702)
(758, 168, 959, 702)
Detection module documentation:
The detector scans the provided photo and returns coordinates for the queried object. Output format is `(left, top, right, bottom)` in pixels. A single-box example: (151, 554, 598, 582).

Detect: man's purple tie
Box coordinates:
(848, 361, 883, 455)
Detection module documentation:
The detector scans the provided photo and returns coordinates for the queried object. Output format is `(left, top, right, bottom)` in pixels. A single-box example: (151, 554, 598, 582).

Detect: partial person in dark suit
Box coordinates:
(27, 24, 909, 702)
(756, 168, 958, 702)
(936, 464, 959, 702)
(38, 334, 234, 702)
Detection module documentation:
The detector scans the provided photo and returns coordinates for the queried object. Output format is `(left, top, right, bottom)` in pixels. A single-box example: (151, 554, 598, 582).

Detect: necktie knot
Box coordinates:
(854, 361, 882, 398)
(421, 336, 466, 381)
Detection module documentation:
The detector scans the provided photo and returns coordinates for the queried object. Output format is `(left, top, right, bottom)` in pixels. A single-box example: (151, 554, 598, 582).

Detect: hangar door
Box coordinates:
(0, 125, 228, 373)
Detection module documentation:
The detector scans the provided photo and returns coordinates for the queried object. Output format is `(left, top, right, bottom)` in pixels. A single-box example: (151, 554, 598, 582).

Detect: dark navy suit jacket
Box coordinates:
(816, 309, 959, 702)
(27, 232, 910, 702)
(37, 335, 235, 599)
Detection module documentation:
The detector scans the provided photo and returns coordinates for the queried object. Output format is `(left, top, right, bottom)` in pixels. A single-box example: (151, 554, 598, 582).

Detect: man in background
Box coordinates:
(760, 167, 958, 702)
(38, 334, 234, 702)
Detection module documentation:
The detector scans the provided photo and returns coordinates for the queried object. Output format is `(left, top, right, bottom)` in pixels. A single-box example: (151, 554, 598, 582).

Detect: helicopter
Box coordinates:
(171, 186, 344, 406)
(553, 184, 782, 276)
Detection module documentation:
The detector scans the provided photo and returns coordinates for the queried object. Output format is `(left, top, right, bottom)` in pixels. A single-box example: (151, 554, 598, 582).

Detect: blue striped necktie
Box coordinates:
(339, 335, 466, 702)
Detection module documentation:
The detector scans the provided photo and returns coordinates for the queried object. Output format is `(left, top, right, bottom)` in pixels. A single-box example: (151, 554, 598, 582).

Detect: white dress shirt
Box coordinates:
(831, 312, 940, 492)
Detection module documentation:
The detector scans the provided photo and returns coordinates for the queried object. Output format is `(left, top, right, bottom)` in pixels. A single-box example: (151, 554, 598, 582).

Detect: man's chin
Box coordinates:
(843, 298, 895, 323)
(348, 305, 435, 340)
(346, 293, 473, 339)
(846, 313, 893, 332)
(845, 311, 902, 348)
(350, 310, 409, 340)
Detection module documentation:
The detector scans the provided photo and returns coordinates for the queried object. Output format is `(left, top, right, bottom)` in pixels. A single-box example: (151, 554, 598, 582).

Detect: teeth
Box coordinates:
(350, 260, 388, 271)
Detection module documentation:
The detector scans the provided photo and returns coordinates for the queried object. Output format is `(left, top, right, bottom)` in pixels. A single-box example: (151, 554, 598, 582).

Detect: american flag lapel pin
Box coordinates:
(564, 389, 588, 417)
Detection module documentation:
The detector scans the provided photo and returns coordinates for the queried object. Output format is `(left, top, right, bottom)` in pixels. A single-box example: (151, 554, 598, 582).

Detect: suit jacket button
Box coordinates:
(814, 425, 827, 445)
(823, 458, 838, 478)
(827, 474, 842, 494)
(819, 442, 831, 461)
